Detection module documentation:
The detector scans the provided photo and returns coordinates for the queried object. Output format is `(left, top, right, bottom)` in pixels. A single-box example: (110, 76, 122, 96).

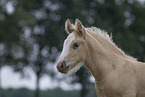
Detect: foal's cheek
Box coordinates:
(72, 53, 78, 61)
(66, 51, 76, 62)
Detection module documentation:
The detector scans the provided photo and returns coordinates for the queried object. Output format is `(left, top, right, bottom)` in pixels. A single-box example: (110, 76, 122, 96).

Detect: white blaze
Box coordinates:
(59, 33, 75, 61)
(58, 33, 84, 75)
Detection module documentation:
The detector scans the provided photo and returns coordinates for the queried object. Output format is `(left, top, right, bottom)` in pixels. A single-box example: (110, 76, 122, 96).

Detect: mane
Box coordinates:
(86, 27, 112, 42)
(85, 27, 137, 61)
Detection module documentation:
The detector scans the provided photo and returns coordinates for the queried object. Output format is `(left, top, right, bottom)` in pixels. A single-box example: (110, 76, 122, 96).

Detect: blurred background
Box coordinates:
(0, 0, 145, 97)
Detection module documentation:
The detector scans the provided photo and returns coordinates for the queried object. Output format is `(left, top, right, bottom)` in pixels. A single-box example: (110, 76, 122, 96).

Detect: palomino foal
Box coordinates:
(57, 19, 145, 97)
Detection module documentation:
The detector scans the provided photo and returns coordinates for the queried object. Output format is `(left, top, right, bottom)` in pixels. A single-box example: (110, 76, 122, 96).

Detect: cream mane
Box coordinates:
(86, 27, 112, 42)
(86, 27, 137, 61)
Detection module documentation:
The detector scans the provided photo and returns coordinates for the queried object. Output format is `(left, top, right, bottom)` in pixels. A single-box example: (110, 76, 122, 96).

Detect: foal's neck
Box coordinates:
(84, 33, 123, 82)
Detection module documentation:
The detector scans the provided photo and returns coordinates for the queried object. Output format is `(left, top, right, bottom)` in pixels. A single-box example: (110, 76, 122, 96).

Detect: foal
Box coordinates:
(57, 19, 145, 97)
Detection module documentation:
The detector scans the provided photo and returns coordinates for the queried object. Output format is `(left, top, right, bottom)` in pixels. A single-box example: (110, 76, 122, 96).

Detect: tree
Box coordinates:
(0, 2, 33, 95)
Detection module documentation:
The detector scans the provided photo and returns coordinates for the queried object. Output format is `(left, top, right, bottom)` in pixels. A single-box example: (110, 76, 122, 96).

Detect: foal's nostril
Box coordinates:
(57, 60, 69, 73)
(62, 60, 66, 65)
(60, 61, 66, 69)
(61, 63, 64, 68)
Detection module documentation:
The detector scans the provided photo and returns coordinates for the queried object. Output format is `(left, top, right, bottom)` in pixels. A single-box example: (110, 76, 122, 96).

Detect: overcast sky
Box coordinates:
(1, 66, 82, 91)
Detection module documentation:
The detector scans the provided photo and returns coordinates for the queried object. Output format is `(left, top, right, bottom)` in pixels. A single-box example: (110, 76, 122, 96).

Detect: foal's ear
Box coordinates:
(65, 19, 74, 34)
(75, 19, 86, 39)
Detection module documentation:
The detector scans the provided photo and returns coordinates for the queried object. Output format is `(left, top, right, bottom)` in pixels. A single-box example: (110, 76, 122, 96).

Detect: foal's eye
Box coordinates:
(73, 43, 80, 49)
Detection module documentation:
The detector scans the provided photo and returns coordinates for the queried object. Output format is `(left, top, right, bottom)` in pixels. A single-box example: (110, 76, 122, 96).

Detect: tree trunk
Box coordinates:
(34, 73, 40, 97)
(80, 88, 87, 97)
(0, 72, 1, 96)
(0, 64, 2, 97)
(0, 65, 1, 90)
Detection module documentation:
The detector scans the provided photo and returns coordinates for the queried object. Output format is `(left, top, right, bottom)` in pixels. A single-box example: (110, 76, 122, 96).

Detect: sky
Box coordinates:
(1, 66, 83, 91)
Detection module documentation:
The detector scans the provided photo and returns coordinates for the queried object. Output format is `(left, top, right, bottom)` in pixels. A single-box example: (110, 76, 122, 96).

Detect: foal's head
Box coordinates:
(57, 19, 87, 74)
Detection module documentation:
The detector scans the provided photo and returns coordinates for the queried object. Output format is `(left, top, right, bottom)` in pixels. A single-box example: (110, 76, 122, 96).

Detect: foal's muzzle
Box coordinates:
(57, 60, 69, 74)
